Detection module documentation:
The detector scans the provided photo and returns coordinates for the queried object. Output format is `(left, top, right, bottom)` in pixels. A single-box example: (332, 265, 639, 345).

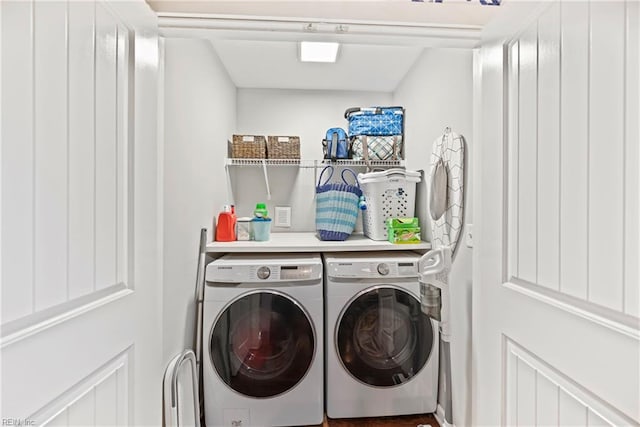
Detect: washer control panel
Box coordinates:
(207, 262, 322, 283)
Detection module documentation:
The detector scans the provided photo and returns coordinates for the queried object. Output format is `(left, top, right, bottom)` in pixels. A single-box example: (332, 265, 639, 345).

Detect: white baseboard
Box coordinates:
(434, 404, 455, 427)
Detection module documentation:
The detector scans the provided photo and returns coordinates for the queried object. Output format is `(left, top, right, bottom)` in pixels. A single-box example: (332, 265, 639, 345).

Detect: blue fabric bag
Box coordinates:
(315, 166, 362, 241)
(344, 106, 404, 136)
(323, 128, 349, 160)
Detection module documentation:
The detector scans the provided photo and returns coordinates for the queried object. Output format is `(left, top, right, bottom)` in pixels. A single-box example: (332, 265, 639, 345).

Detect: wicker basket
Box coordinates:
(267, 136, 300, 159)
(229, 135, 267, 159)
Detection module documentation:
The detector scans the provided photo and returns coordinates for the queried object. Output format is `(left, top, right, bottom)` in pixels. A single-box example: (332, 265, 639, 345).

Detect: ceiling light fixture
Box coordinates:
(299, 41, 340, 63)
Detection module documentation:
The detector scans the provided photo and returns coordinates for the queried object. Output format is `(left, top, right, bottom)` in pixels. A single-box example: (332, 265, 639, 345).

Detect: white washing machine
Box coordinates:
(324, 252, 439, 419)
(203, 253, 323, 427)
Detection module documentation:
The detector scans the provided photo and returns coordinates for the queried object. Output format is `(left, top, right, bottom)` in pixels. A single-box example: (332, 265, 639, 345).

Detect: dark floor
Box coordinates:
(320, 414, 440, 427)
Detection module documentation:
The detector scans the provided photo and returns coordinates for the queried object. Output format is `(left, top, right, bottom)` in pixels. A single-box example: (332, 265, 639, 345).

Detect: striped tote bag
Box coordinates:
(315, 166, 362, 241)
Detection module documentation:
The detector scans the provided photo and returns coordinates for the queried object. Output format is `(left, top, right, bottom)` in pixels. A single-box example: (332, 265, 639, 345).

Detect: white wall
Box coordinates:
(234, 89, 393, 231)
(162, 38, 236, 361)
(394, 48, 474, 427)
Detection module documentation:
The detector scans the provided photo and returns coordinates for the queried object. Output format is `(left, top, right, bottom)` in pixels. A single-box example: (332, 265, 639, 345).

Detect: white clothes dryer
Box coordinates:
(204, 253, 323, 427)
(324, 252, 439, 419)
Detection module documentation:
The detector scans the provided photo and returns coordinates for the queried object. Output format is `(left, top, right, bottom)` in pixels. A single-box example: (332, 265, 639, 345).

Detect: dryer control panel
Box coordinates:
(327, 259, 418, 279)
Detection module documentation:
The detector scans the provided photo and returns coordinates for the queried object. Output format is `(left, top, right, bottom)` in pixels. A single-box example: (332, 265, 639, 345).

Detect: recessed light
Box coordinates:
(299, 41, 340, 63)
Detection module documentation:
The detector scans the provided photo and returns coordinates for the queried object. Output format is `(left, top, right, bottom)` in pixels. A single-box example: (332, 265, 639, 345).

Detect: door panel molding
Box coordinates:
(0, 284, 132, 348)
(504, 279, 640, 339)
(33, 349, 130, 427)
(1, 0, 132, 326)
(503, 337, 634, 426)
(1, 292, 135, 418)
(624, 0, 640, 317)
(1, 0, 35, 323)
(504, 0, 639, 317)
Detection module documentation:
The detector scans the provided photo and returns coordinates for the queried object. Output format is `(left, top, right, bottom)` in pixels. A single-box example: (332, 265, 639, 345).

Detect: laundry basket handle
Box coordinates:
(341, 168, 360, 187)
(317, 165, 334, 186)
(385, 168, 412, 179)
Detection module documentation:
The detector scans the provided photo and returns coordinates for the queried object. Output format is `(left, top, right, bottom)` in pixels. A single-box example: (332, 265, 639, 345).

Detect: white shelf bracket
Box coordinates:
(261, 160, 272, 200)
(313, 160, 318, 200)
(225, 162, 235, 204)
(224, 158, 404, 203)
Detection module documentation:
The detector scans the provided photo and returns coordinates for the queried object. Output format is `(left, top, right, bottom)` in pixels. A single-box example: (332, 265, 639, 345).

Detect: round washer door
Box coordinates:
(336, 286, 434, 387)
(210, 291, 315, 398)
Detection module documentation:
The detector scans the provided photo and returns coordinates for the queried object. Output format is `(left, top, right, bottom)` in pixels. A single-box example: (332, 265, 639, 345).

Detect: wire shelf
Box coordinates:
(319, 159, 405, 168)
(226, 158, 301, 166)
(225, 158, 405, 168)
(224, 158, 406, 202)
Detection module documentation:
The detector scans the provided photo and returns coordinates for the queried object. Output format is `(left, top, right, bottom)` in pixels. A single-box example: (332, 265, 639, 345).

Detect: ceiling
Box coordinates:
(150, 1, 500, 91)
(210, 40, 423, 91)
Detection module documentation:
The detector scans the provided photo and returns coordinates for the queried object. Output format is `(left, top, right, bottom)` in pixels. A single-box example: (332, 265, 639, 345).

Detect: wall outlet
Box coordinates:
(465, 223, 474, 248)
(274, 206, 292, 227)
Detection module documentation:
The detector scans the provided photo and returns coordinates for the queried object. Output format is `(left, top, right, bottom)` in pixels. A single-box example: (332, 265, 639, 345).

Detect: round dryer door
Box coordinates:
(336, 286, 434, 387)
(210, 290, 315, 398)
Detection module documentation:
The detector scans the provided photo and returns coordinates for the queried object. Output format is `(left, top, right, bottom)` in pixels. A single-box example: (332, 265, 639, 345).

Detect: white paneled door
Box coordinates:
(474, 1, 639, 426)
(1, 1, 162, 426)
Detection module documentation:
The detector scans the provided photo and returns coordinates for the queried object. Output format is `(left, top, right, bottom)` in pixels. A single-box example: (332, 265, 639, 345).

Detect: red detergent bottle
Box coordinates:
(215, 204, 236, 241)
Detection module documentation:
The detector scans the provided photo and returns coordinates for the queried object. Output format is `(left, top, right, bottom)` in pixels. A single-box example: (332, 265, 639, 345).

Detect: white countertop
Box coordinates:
(206, 232, 431, 253)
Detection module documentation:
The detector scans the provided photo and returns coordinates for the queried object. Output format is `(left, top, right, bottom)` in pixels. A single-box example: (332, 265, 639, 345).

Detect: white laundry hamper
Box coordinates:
(358, 168, 421, 240)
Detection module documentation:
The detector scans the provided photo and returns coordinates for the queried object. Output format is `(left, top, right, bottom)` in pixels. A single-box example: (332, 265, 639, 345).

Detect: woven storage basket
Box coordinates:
(315, 166, 362, 241)
(267, 136, 300, 159)
(229, 135, 267, 159)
